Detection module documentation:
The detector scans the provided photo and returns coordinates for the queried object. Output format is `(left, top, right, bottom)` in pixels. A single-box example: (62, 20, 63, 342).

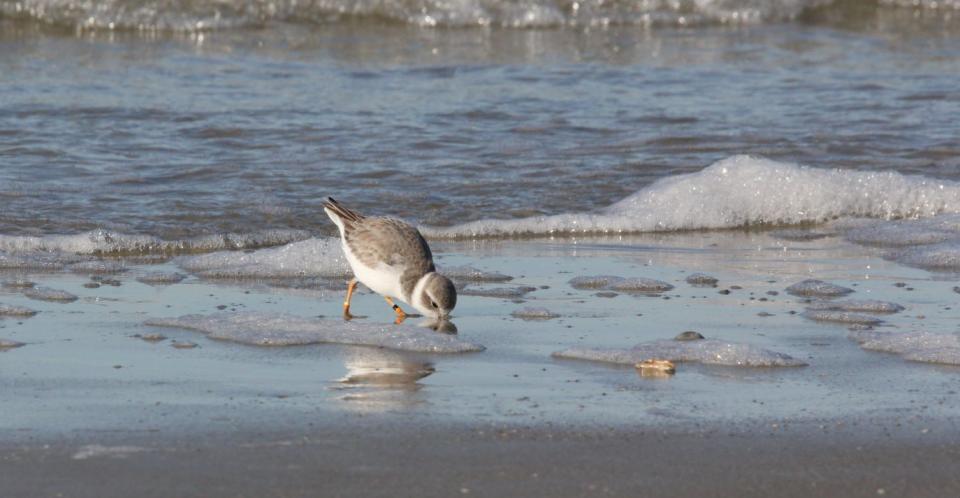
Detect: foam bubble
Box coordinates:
(71, 445, 147, 460)
(849, 329, 960, 366)
(553, 339, 806, 368)
(770, 229, 834, 241)
(902, 347, 960, 366)
(23, 286, 78, 303)
(459, 285, 537, 299)
(802, 310, 884, 326)
(0, 304, 38, 317)
(685, 273, 719, 285)
(890, 241, 960, 271)
(1, 279, 36, 289)
(511, 307, 560, 320)
(422, 156, 960, 238)
(785, 279, 854, 297)
(0, 253, 68, 271)
(67, 260, 128, 274)
(136, 272, 186, 285)
(178, 238, 350, 279)
(441, 266, 513, 282)
(609, 277, 674, 293)
(1, 0, 826, 31)
(844, 221, 957, 247)
(569, 275, 624, 290)
(145, 312, 484, 354)
(0, 229, 308, 256)
(806, 299, 904, 314)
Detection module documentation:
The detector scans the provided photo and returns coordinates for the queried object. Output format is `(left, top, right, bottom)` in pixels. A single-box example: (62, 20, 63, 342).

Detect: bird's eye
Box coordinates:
(431, 302, 438, 308)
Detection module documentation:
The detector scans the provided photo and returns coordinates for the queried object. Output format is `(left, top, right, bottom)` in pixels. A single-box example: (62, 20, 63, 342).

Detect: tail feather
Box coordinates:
(323, 197, 365, 227)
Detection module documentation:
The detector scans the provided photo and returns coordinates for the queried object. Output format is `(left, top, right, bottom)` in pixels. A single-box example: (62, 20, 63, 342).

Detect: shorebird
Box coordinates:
(323, 197, 457, 323)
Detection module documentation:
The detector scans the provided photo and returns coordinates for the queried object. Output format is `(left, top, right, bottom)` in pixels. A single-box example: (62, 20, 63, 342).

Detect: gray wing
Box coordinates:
(346, 217, 435, 298)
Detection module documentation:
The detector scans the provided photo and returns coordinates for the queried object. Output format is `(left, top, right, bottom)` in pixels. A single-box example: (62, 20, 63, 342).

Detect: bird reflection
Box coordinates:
(420, 318, 458, 334)
(340, 349, 435, 386)
(335, 349, 435, 413)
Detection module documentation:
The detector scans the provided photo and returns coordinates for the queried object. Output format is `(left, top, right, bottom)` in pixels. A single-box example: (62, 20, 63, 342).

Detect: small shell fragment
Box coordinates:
(635, 359, 676, 377)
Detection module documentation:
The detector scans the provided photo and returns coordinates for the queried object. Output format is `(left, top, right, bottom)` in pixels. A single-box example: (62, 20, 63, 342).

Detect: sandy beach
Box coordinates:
(4, 418, 960, 498)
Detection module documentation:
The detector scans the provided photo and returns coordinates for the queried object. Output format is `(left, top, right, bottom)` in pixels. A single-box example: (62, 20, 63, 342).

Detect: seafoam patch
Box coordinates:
(849, 329, 960, 366)
(569, 275, 673, 293)
(785, 279, 854, 298)
(136, 272, 187, 284)
(72, 445, 149, 460)
(459, 285, 537, 299)
(145, 312, 484, 354)
(806, 299, 904, 314)
(553, 339, 806, 368)
(801, 310, 884, 326)
(0, 303, 38, 317)
(422, 156, 960, 238)
(177, 237, 350, 279)
(510, 307, 560, 320)
(22, 286, 78, 303)
(685, 273, 718, 285)
(441, 266, 513, 282)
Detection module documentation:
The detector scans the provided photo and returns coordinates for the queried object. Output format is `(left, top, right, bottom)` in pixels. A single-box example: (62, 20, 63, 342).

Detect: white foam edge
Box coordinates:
(145, 312, 485, 354)
(849, 329, 960, 366)
(0, 228, 309, 256)
(806, 299, 904, 313)
(785, 279, 854, 297)
(553, 338, 806, 368)
(421, 155, 960, 238)
(0, 303, 39, 317)
(801, 310, 884, 326)
(888, 241, 960, 271)
(510, 307, 560, 320)
(177, 237, 350, 279)
(22, 286, 78, 302)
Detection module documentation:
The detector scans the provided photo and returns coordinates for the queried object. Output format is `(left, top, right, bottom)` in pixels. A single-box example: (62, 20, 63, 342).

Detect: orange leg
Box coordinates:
(343, 278, 359, 320)
(384, 297, 407, 324)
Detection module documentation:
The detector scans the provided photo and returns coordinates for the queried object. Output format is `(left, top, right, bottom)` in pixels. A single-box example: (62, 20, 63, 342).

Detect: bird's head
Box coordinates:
(414, 272, 457, 320)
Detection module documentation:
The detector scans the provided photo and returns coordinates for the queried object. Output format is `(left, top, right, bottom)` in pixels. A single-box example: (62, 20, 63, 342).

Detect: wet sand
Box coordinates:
(3, 418, 960, 498)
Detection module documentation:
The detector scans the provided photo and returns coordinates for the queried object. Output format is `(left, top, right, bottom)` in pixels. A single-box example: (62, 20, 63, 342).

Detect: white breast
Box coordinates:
(342, 240, 407, 303)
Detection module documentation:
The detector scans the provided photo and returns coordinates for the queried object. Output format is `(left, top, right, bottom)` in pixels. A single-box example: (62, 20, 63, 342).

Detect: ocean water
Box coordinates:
(2, 0, 960, 439)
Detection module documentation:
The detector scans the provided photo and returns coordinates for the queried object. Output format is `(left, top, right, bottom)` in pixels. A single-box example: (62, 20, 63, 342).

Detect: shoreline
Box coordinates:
(3, 416, 959, 498)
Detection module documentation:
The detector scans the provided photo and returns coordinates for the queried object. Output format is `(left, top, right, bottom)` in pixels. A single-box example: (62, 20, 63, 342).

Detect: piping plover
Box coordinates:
(324, 197, 456, 323)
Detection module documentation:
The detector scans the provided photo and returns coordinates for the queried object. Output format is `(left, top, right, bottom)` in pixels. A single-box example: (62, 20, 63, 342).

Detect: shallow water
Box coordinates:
(2, 232, 960, 441)
(2, 1, 960, 441)
(3, 2, 960, 237)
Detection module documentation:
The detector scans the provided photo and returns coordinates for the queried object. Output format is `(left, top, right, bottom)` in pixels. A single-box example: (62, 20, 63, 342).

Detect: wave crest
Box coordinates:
(422, 155, 960, 238)
(0, 0, 828, 31)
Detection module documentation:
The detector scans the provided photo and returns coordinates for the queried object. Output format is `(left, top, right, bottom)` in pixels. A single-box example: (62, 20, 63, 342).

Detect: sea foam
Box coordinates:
(806, 299, 904, 314)
(553, 339, 806, 368)
(511, 307, 560, 320)
(785, 279, 854, 298)
(177, 238, 350, 279)
(422, 156, 960, 238)
(849, 329, 960, 366)
(801, 310, 884, 326)
(145, 312, 485, 354)
(569, 275, 673, 293)
(1, 0, 828, 31)
(0, 304, 39, 317)
(0, 229, 308, 256)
